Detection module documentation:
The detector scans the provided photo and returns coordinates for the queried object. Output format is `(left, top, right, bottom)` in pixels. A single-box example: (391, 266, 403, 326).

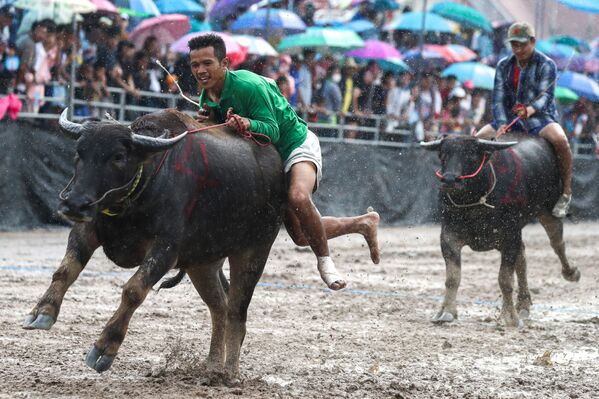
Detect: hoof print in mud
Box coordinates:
(22, 314, 55, 330)
(85, 345, 115, 373)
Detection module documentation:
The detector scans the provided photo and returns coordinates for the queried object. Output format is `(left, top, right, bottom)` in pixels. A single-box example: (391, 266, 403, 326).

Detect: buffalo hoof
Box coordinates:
(518, 309, 530, 320)
(22, 314, 55, 330)
(85, 345, 115, 373)
(431, 311, 454, 324)
(563, 268, 581, 282)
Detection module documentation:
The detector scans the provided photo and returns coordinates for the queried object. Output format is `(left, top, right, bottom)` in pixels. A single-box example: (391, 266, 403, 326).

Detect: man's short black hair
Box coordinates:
(188, 33, 226, 61)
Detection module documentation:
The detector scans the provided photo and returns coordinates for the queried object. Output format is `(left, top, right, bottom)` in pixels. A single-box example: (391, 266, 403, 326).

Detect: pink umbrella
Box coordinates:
(90, 0, 118, 13)
(170, 32, 248, 67)
(423, 44, 477, 63)
(345, 40, 401, 60)
(129, 14, 191, 49)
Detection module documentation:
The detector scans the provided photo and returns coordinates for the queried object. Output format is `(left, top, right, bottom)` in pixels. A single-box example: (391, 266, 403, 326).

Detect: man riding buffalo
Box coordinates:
(190, 33, 380, 290)
(476, 22, 572, 218)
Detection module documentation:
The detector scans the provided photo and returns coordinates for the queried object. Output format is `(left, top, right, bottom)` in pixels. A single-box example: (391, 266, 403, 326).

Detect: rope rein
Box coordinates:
(446, 162, 497, 209)
(155, 59, 271, 146)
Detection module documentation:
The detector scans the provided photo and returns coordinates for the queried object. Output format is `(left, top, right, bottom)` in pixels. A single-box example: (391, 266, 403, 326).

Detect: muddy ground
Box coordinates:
(0, 222, 597, 399)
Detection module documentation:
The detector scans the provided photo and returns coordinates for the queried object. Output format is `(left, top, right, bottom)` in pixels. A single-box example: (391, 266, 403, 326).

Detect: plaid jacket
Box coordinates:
(492, 50, 559, 132)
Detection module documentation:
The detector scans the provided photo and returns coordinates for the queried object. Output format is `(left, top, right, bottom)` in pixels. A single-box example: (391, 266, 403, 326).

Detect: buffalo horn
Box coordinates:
(477, 139, 518, 152)
(58, 108, 85, 139)
(420, 139, 443, 151)
(131, 131, 188, 151)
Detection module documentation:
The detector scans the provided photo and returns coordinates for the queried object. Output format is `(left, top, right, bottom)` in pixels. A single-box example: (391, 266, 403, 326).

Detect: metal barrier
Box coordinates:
(8, 81, 597, 156)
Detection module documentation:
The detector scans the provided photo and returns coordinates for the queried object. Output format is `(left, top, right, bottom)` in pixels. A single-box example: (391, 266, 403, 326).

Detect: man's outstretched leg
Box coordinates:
(285, 162, 380, 290)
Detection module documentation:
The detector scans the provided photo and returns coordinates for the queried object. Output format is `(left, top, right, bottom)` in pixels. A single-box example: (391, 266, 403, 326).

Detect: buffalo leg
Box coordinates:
(223, 245, 271, 381)
(85, 243, 177, 373)
(539, 214, 581, 282)
(514, 243, 532, 320)
(186, 260, 228, 371)
(498, 238, 521, 327)
(23, 224, 99, 330)
(432, 230, 462, 323)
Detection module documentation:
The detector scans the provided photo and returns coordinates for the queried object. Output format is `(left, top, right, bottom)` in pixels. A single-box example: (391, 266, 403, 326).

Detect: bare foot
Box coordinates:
(358, 209, 380, 264)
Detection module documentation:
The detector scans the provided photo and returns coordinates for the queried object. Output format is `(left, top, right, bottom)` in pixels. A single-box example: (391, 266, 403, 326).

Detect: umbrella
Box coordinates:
(555, 86, 579, 104)
(14, 0, 96, 13)
(90, 0, 118, 13)
(383, 11, 454, 33)
(435, 44, 477, 62)
(170, 32, 248, 67)
(547, 35, 590, 53)
(113, 0, 160, 18)
(430, 1, 492, 32)
(537, 40, 578, 58)
(15, 0, 96, 36)
(335, 19, 377, 38)
(402, 47, 448, 70)
(553, 54, 599, 73)
(558, 0, 599, 13)
(230, 8, 306, 36)
(189, 19, 212, 33)
(129, 14, 190, 48)
(154, 0, 204, 16)
(557, 71, 599, 102)
(345, 39, 401, 60)
(375, 57, 410, 73)
(232, 34, 278, 57)
(210, 0, 260, 20)
(277, 27, 364, 54)
(441, 62, 495, 90)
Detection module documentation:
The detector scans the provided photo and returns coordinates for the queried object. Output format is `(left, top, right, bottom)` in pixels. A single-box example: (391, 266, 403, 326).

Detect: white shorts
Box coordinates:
(283, 129, 323, 190)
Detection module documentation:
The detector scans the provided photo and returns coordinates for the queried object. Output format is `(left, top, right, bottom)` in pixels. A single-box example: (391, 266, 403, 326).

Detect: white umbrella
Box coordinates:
(232, 35, 278, 57)
(14, 0, 98, 118)
(14, 0, 96, 14)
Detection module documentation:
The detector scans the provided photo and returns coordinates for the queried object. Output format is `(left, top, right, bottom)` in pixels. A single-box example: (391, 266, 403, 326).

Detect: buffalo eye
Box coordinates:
(112, 152, 127, 165)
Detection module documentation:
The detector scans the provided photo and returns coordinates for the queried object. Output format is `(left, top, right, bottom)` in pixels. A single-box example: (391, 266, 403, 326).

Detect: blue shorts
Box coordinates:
(493, 119, 552, 136)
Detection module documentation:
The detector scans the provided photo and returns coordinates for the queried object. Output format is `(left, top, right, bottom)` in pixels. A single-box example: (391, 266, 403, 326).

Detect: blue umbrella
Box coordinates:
(558, 0, 599, 13)
(537, 40, 578, 58)
(114, 0, 160, 17)
(383, 11, 453, 33)
(557, 71, 599, 102)
(330, 19, 377, 38)
(210, 0, 260, 20)
(402, 48, 448, 70)
(441, 62, 496, 90)
(154, 0, 204, 16)
(230, 8, 306, 35)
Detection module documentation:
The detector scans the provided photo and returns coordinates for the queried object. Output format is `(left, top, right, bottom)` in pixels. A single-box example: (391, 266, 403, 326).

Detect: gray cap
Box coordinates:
(507, 22, 535, 43)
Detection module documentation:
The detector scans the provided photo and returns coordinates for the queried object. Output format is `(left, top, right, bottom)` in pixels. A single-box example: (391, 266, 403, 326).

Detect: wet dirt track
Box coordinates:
(0, 222, 598, 398)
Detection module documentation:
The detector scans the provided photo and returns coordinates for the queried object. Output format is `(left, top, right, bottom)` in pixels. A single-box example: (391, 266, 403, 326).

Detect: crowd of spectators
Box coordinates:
(0, 2, 597, 150)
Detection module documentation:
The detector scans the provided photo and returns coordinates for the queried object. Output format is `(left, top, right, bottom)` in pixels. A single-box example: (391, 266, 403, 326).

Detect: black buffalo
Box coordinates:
(421, 134, 580, 327)
(23, 108, 286, 381)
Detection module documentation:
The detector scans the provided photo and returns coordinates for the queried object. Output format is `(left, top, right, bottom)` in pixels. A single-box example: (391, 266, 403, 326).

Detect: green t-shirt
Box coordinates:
(198, 69, 308, 160)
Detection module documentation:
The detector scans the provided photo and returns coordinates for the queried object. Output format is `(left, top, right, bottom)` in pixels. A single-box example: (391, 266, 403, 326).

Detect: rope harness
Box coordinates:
(435, 153, 497, 209)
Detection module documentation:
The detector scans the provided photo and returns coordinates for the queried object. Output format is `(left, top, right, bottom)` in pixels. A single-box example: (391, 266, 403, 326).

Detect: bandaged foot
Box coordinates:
(317, 256, 346, 290)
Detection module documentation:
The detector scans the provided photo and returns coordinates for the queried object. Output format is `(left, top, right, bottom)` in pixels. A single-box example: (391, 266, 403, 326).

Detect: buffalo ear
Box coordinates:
(420, 139, 442, 151)
(476, 139, 518, 152)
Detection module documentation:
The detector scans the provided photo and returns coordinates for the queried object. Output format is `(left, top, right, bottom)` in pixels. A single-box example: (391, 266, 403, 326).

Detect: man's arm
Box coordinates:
(492, 61, 508, 126)
(530, 61, 556, 114)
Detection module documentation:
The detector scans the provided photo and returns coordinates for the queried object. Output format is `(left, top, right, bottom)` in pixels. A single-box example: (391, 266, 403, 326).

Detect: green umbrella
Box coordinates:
(117, 6, 153, 18)
(277, 27, 364, 54)
(547, 35, 591, 53)
(555, 86, 579, 103)
(430, 2, 492, 32)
